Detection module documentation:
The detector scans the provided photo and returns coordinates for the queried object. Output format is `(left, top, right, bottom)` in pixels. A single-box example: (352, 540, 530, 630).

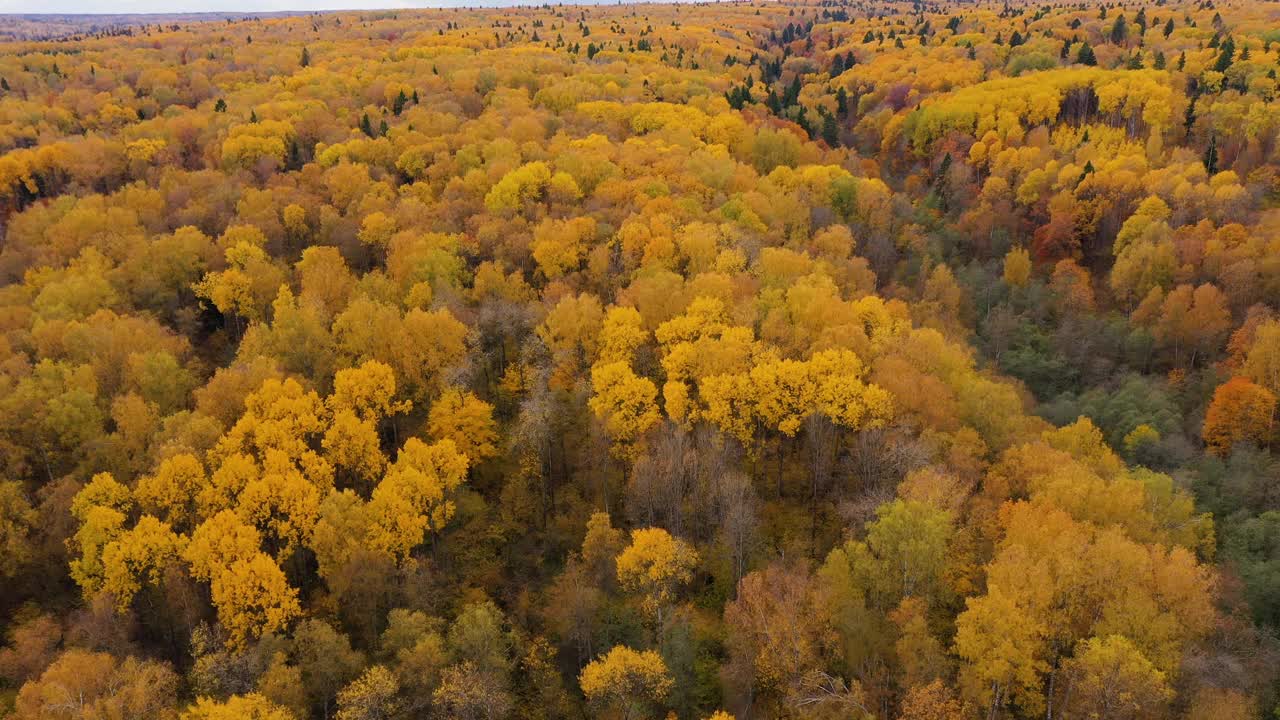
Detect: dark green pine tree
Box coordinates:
(1077, 42, 1097, 66)
(795, 106, 813, 140)
(1078, 159, 1095, 183)
(933, 153, 952, 211)
(821, 110, 839, 147)
(784, 75, 801, 106)
(1110, 14, 1128, 45)
(766, 88, 781, 114)
(935, 152, 952, 185)
(300, 46, 310, 67)
(1214, 36, 1235, 72)
(360, 113, 374, 138)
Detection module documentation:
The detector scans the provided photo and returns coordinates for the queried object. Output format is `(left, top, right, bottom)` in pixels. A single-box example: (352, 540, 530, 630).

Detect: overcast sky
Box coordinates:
(1, 0, 637, 14)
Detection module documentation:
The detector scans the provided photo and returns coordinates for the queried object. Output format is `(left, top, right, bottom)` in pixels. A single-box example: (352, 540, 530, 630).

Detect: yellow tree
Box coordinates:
(193, 241, 286, 326)
(398, 308, 469, 402)
(1150, 284, 1231, 367)
(235, 460, 322, 560)
(135, 453, 206, 531)
(209, 551, 301, 649)
(366, 438, 469, 562)
(485, 161, 551, 213)
(656, 296, 756, 425)
(214, 377, 332, 490)
(1002, 247, 1032, 288)
(697, 372, 757, 445)
(69, 504, 127, 596)
(182, 693, 296, 720)
(581, 511, 626, 585)
(327, 360, 410, 423)
(335, 666, 400, 720)
(1058, 635, 1171, 720)
(294, 246, 355, 318)
(957, 498, 1214, 716)
(539, 293, 604, 388)
(598, 306, 648, 366)
(198, 453, 258, 519)
(183, 509, 263, 583)
(357, 212, 396, 248)
(588, 361, 661, 462)
(99, 515, 187, 610)
(71, 471, 132, 520)
(615, 527, 698, 626)
(1243, 320, 1280, 395)
(750, 357, 816, 438)
(427, 389, 499, 465)
(309, 490, 371, 582)
(323, 360, 411, 488)
(579, 646, 673, 720)
(323, 410, 387, 491)
(953, 584, 1048, 718)
(809, 348, 893, 430)
(532, 216, 595, 279)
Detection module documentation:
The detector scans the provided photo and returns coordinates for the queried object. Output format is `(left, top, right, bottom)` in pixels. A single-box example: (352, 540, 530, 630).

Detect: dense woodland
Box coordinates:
(0, 0, 1279, 717)
(0, 14, 316, 43)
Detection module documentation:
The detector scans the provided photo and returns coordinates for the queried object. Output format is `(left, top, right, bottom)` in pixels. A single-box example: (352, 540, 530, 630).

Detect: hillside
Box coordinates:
(0, 1, 1279, 719)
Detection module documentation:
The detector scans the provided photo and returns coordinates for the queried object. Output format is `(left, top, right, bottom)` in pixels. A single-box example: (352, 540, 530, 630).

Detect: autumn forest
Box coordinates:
(0, 0, 1279, 718)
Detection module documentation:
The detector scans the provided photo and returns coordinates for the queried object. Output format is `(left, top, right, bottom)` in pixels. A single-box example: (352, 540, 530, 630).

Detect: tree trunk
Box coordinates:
(776, 434, 785, 499)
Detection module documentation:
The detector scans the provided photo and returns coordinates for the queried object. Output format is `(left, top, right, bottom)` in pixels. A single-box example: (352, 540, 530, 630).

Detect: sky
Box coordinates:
(0, 0, 656, 14)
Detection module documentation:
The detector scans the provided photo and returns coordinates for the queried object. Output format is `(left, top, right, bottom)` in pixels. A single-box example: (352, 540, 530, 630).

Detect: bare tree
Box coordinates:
(713, 470, 758, 587)
(626, 421, 696, 535)
(805, 413, 837, 557)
